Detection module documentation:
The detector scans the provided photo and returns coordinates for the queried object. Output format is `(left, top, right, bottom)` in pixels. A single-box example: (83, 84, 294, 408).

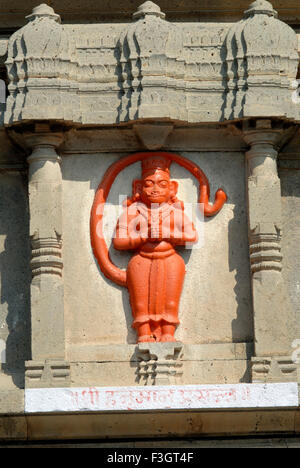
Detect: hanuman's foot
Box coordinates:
(138, 335, 156, 343)
(160, 334, 176, 342)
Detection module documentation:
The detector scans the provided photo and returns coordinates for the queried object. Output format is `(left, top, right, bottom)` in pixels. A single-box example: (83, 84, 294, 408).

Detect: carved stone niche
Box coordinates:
(90, 151, 227, 348)
(137, 342, 184, 386)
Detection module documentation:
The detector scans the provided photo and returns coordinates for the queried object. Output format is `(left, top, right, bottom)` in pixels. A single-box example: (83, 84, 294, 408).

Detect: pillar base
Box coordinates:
(137, 342, 183, 385)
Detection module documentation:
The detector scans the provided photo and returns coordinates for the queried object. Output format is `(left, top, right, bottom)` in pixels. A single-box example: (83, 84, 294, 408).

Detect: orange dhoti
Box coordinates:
(127, 245, 186, 337)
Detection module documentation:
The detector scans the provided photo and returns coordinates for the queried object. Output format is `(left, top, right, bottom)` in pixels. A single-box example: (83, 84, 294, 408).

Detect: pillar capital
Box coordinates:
(242, 120, 284, 150)
(24, 128, 63, 153)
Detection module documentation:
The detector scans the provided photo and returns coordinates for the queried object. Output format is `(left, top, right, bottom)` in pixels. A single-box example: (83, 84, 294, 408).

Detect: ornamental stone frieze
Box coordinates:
(2, 0, 299, 127)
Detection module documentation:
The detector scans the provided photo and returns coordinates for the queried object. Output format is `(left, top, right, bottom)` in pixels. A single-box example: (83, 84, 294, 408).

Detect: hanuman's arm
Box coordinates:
(113, 208, 148, 250)
(172, 211, 198, 245)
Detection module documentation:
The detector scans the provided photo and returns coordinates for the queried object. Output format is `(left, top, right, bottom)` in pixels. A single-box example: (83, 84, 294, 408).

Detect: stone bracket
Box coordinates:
(251, 356, 299, 383)
(25, 360, 71, 389)
(133, 123, 174, 150)
(137, 342, 183, 385)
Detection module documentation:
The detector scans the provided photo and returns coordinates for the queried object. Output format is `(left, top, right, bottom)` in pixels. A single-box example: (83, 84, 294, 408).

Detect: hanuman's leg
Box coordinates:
(161, 253, 186, 342)
(150, 322, 162, 342)
(137, 323, 154, 343)
(161, 324, 177, 342)
(127, 254, 154, 342)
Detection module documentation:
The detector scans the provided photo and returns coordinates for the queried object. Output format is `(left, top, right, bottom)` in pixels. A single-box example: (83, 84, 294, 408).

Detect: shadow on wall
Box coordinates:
(0, 172, 31, 388)
(228, 202, 253, 345)
(280, 168, 300, 339)
(228, 202, 253, 383)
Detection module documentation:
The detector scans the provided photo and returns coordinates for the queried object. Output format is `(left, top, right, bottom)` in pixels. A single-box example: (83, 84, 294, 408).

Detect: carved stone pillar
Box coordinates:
(24, 125, 70, 388)
(243, 120, 298, 383)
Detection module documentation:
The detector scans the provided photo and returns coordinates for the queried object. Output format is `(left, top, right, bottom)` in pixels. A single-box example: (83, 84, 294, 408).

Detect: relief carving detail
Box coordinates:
(90, 152, 227, 343)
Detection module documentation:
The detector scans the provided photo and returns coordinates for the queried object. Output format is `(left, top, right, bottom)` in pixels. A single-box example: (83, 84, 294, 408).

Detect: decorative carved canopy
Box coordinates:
(2, 1, 299, 126)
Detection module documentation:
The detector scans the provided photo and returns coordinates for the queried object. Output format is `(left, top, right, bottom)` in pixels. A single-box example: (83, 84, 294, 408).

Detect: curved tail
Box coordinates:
(168, 152, 227, 217)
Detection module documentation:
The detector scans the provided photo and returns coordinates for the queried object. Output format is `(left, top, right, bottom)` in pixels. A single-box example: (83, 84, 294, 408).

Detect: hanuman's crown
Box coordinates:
(141, 155, 171, 177)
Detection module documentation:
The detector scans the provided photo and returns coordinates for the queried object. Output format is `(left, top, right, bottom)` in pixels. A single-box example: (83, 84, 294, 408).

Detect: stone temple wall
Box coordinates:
(0, 0, 300, 441)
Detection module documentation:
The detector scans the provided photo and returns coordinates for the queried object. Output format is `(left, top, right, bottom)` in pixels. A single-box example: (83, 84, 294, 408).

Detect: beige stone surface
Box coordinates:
(183, 360, 250, 385)
(0, 406, 298, 441)
(66, 343, 252, 386)
(0, 416, 26, 440)
(0, 171, 31, 373)
(0, 38, 7, 59)
(62, 126, 246, 155)
(67, 343, 252, 386)
(0, 388, 24, 414)
(280, 169, 300, 343)
(25, 409, 299, 440)
(66, 342, 252, 362)
(69, 358, 250, 387)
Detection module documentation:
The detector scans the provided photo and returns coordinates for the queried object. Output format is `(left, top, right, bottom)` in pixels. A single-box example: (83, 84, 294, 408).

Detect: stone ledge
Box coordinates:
(1, 409, 300, 441)
(25, 383, 299, 414)
(66, 342, 253, 362)
(60, 126, 246, 154)
(0, 1, 300, 29)
(0, 389, 24, 415)
(0, 382, 299, 440)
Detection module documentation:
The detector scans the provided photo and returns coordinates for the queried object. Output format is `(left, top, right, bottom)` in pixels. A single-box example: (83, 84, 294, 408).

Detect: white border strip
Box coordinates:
(25, 383, 299, 413)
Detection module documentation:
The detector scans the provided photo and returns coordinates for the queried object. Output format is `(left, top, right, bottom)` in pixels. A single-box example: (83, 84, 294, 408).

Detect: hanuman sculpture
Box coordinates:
(90, 152, 227, 343)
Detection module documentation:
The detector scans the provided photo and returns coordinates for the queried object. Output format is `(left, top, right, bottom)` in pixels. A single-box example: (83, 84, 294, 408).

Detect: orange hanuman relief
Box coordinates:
(90, 152, 227, 343)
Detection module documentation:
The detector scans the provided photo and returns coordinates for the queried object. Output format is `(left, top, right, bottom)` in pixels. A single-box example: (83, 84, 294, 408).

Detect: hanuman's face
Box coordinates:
(141, 170, 172, 206)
